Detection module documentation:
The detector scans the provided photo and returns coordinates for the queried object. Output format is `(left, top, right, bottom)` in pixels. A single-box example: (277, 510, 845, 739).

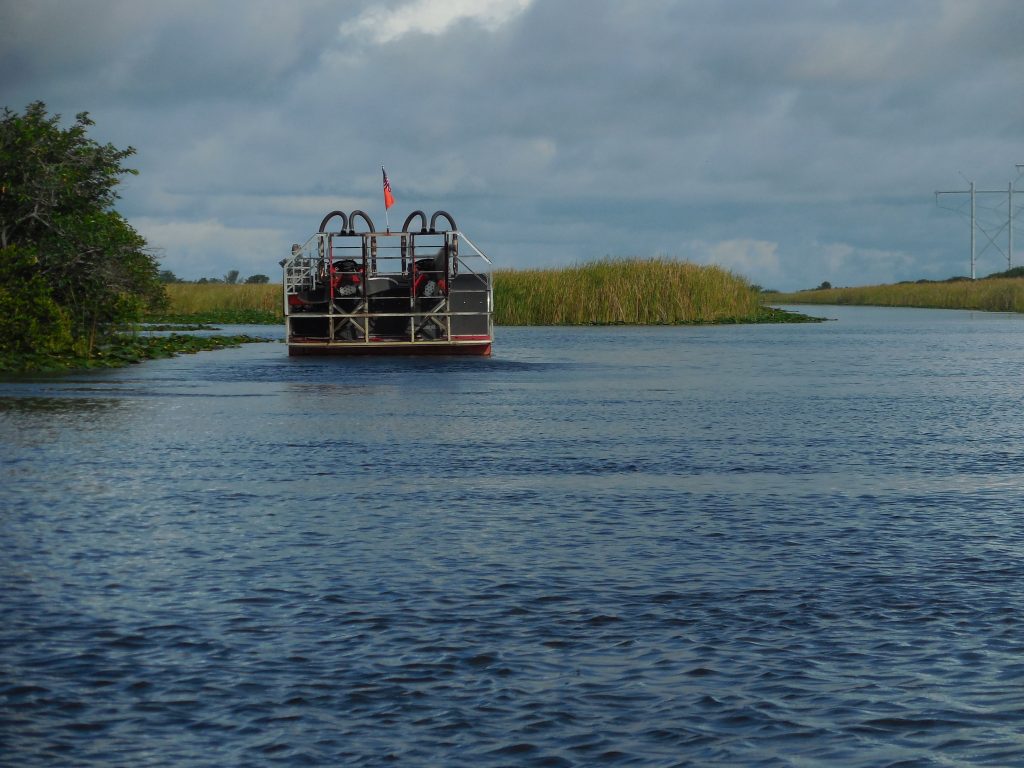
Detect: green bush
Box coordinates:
(0, 245, 73, 358)
(1, 102, 166, 361)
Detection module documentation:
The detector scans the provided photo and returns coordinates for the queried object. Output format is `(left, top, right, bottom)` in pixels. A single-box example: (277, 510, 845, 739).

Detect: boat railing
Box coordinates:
(282, 222, 492, 347)
(283, 238, 324, 295)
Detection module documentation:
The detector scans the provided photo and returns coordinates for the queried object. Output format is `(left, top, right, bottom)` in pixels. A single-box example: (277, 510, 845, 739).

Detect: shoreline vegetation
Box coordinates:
(5, 333, 273, 374)
(494, 258, 815, 325)
(3, 259, 817, 373)
(155, 258, 821, 327)
(769, 272, 1024, 313)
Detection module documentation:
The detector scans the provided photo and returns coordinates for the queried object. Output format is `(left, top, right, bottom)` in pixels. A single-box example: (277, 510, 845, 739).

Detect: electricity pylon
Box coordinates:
(936, 166, 1021, 278)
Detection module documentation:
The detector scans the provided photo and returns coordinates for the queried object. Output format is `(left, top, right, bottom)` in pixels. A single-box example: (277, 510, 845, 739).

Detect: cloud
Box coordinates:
(343, 0, 532, 44)
(3, 0, 1022, 290)
(135, 218, 288, 280)
(681, 239, 782, 287)
(816, 242, 916, 285)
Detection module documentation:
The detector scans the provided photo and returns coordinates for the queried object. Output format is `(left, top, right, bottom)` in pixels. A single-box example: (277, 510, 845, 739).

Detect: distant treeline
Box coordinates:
(159, 269, 269, 285)
(769, 266, 1024, 313)
(155, 258, 812, 326)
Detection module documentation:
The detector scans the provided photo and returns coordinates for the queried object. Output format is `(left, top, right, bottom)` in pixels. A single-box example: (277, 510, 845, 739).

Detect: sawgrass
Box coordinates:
(156, 283, 282, 323)
(156, 259, 792, 325)
(494, 258, 766, 325)
(769, 278, 1024, 313)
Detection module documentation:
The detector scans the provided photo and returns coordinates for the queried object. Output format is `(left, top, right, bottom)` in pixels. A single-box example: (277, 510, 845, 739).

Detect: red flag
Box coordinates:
(382, 167, 395, 210)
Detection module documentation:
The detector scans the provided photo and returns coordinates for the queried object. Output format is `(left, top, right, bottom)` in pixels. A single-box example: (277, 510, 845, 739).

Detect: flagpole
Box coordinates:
(382, 165, 391, 233)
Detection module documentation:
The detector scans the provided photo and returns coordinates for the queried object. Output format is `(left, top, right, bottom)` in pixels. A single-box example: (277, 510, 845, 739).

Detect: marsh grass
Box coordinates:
(157, 283, 282, 323)
(495, 258, 765, 325)
(769, 278, 1024, 313)
(155, 259, 779, 325)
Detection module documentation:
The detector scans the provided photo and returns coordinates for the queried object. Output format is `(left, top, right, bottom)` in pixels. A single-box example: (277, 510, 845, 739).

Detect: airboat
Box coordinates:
(282, 209, 493, 356)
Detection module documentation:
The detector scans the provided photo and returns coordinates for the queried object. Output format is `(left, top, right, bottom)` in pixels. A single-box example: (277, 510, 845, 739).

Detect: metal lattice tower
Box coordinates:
(936, 164, 1023, 278)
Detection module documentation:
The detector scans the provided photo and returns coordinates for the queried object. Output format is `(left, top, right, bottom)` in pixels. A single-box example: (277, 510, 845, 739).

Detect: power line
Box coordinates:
(935, 164, 1021, 277)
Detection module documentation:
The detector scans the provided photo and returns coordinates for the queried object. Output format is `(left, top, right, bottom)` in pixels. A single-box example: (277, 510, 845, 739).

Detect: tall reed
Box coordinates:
(494, 258, 763, 325)
(158, 258, 767, 325)
(769, 278, 1024, 313)
(162, 283, 282, 318)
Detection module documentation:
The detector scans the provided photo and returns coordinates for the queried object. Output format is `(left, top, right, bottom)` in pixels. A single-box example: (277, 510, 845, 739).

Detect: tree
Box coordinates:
(245, 274, 269, 284)
(224, 269, 239, 285)
(0, 245, 72, 359)
(0, 101, 165, 355)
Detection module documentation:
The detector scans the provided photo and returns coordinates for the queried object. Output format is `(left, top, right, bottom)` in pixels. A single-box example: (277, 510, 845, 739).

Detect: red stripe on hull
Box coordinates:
(288, 342, 492, 357)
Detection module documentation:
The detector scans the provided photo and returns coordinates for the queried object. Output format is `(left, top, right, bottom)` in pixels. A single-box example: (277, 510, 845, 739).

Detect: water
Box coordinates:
(3, 306, 1024, 767)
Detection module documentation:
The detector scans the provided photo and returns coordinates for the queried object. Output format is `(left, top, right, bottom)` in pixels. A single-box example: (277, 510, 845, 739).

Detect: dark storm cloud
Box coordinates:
(2, 0, 1021, 287)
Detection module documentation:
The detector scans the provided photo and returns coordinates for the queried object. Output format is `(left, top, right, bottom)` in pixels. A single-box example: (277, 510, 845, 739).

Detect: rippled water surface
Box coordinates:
(4, 306, 1024, 767)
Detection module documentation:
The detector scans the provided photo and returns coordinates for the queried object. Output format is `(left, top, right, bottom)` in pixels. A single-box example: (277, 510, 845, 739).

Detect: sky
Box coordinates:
(2, 0, 1022, 290)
